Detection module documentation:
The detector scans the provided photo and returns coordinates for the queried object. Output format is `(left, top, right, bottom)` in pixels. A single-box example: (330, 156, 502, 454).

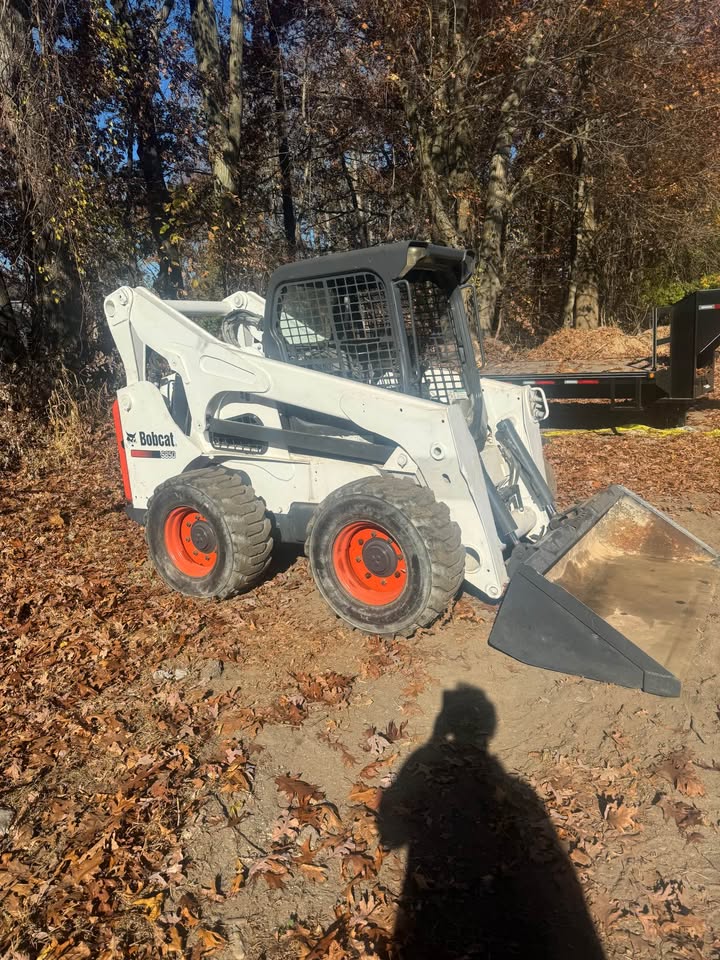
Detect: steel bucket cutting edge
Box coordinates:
(488, 485, 719, 697)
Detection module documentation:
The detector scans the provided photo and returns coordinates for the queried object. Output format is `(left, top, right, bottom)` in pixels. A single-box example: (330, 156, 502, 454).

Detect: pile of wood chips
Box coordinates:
(480, 324, 672, 366)
(525, 327, 650, 361)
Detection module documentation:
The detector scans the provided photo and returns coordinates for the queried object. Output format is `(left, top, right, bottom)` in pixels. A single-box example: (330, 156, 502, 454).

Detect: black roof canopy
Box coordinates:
(267, 241, 476, 291)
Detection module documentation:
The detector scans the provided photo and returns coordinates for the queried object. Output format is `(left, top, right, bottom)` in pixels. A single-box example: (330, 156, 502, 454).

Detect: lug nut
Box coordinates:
(358, 538, 364, 545)
(356, 557, 361, 563)
(381, 579, 386, 585)
(365, 572, 371, 579)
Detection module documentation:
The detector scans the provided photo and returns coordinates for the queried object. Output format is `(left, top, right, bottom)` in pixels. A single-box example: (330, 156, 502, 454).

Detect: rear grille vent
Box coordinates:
(209, 414, 268, 456)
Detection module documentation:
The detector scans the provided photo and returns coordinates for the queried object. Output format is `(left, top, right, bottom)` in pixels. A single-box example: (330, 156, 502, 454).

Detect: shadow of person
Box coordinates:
(378, 685, 605, 960)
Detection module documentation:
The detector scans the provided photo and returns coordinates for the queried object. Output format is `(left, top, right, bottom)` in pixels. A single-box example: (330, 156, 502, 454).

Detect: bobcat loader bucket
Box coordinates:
(489, 486, 719, 697)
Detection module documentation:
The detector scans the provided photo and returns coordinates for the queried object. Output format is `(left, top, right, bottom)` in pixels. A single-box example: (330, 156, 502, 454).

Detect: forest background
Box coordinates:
(1, 0, 720, 376)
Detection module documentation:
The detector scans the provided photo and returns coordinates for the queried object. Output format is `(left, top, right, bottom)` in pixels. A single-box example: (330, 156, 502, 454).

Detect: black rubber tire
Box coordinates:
(306, 476, 465, 636)
(145, 467, 272, 599)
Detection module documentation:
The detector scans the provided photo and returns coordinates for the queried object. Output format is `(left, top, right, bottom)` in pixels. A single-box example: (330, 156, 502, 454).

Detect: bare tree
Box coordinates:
(189, 0, 244, 195)
(112, 0, 183, 295)
(475, 24, 545, 332)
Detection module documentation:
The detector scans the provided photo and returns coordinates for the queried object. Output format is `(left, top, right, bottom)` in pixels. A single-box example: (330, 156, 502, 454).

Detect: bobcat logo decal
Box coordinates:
(125, 432, 137, 444)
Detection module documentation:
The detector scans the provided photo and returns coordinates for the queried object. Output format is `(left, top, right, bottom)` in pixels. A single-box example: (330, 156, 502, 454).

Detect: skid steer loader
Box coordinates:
(104, 241, 718, 697)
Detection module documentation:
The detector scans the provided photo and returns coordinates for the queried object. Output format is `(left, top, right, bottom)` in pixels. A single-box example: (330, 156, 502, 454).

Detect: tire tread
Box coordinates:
(147, 466, 272, 599)
(306, 476, 464, 636)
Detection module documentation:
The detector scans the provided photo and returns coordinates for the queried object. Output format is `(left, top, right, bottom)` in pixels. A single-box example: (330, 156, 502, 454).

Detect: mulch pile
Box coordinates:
(482, 324, 673, 367)
(525, 327, 651, 362)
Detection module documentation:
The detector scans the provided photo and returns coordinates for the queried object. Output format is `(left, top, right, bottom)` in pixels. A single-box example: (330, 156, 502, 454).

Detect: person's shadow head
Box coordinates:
(430, 683, 496, 747)
(379, 684, 605, 960)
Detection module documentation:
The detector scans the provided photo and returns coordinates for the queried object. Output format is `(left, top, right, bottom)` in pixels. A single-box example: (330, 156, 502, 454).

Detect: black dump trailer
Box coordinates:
(481, 288, 720, 414)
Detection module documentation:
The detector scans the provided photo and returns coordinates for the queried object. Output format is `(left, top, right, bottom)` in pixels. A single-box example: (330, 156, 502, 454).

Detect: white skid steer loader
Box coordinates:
(105, 241, 719, 697)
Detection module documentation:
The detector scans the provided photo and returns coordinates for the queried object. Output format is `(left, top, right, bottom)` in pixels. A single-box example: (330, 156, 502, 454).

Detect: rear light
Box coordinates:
(112, 400, 132, 501)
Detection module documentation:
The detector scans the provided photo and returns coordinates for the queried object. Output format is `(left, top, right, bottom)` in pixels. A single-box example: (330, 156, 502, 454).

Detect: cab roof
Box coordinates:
(268, 240, 476, 290)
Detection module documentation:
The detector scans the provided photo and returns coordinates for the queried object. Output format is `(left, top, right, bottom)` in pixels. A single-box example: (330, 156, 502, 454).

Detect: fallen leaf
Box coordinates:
(294, 671, 353, 705)
(230, 860, 246, 894)
(164, 925, 185, 954)
(348, 783, 382, 811)
(299, 862, 328, 883)
(653, 750, 706, 797)
(298, 800, 343, 834)
(605, 801, 642, 833)
(590, 891, 622, 932)
(317, 730, 356, 767)
(341, 852, 376, 881)
(655, 795, 704, 834)
(275, 774, 324, 805)
(195, 927, 227, 954)
(383, 720, 408, 743)
(294, 836, 316, 865)
(636, 908, 660, 942)
(247, 854, 290, 889)
(132, 890, 164, 921)
(359, 753, 397, 780)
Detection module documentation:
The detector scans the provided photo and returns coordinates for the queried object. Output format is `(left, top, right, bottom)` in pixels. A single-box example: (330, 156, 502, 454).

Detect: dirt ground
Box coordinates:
(2, 401, 720, 959)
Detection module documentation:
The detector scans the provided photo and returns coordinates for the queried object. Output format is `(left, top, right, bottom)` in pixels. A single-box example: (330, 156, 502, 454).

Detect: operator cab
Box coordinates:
(262, 241, 484, 418)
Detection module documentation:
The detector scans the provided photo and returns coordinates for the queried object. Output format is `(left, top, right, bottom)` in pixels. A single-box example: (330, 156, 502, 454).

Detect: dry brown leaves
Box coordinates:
(0, 427, 333, 957)
(545, 432, 720, 511)
(625, 878, 707, 946)
(603, 800, 643, 834)
(530, 754, 648, 869)
(652, 750, 706, 797)
(294, 671, 354, 706)
(362, 720, 408, 760)
(654, 796, 704, 840)
(245, 761, 392, 958)
(292, 886, 395, 959)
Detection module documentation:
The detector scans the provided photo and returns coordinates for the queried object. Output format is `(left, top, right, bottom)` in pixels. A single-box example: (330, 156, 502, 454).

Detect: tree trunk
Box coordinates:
(415, 122, 462, 246)
(137, 119, 183, 297)
(267, 3, 297, 252)
(341, 152, 370, 247)
(189, 0, 242, 195)
(573, 175, 600, 329)
(228, 0, 244, 159)
(476, 25, 544, 333)
(0, 0, 84, 354)
(113, 0, 182, 295)
(562, 124, 599, 329)
(392, 0, 473, 246)
(0, 271, 21, 361)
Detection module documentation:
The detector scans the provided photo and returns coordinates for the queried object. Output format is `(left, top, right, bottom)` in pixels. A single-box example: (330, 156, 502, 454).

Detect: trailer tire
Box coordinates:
(145, 467, 272, 599)
(307, 477, 465, 637)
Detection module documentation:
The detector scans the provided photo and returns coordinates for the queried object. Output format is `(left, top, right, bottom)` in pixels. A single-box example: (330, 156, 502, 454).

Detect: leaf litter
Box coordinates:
(2, 421, 720, 958)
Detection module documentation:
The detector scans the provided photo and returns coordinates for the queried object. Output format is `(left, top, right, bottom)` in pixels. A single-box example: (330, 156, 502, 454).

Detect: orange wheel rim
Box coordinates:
(164, 507, 218, 578)
(332, 522, 407, 606)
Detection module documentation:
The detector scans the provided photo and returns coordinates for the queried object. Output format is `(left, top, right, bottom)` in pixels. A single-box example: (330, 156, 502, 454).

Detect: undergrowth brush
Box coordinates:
(0, 362, 111, 475)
